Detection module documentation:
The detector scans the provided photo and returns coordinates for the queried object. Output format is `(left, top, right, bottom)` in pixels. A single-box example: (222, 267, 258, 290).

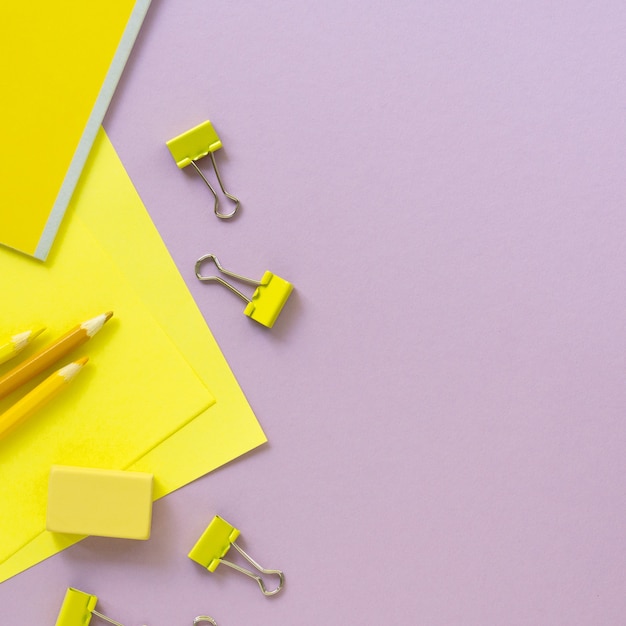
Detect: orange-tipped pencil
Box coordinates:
(0, 357, 89, 440)
(0, 312, 111, 402)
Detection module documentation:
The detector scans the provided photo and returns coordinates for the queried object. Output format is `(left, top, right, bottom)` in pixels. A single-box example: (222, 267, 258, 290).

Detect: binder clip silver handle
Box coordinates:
(92, 610, 148, 626)
(219, 540, 286, 597)
(90, 610, 130, 626)
(189, 155, 240, 219)
(195, 254, 260, 303)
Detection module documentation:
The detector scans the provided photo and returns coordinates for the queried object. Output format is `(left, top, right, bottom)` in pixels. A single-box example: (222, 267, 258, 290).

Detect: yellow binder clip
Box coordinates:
(188, 515, 285, 596)
(55, 587, 218, 626)
(54, 587, 141, 626)
(195, 254, 293, 329)
(166, 120, 240, 219)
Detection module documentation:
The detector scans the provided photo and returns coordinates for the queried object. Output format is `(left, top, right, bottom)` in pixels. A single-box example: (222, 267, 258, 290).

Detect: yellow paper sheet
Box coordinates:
(0, 0, 151, 259)
(0, 188, 214, 569)
(0, 129, 267, 582)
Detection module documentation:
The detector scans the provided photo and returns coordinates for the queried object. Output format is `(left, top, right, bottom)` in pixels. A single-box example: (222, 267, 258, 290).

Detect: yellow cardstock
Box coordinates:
(0, 180, 214, 569)
(0, 129, 267, 582)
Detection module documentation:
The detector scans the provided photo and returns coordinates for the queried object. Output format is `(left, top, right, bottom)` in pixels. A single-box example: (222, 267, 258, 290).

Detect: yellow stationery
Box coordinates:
(0, 0, 151, 260)
(46, 465, 154, 540)
(0, 358, 89, 441)
(0, 164, 214, 575)
(0, 327, 45, 366)
(0, 129, 267, 582)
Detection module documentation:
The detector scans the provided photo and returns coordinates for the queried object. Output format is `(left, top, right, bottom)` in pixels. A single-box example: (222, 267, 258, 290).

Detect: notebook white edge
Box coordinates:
(34, 0, 152, 261)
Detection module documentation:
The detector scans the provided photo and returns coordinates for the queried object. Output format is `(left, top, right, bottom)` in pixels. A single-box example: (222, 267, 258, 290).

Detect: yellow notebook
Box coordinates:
(0, 1, 151, 260)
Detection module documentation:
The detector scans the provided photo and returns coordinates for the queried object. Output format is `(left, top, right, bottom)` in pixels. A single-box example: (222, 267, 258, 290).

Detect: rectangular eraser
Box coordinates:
(47, 465, 153, 540)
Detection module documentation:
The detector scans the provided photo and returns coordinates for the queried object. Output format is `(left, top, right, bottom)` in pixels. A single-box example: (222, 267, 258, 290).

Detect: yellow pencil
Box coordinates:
(0, 327, 46, 366)
(0, 312, 111, 402)
(0, 357, 89, 440)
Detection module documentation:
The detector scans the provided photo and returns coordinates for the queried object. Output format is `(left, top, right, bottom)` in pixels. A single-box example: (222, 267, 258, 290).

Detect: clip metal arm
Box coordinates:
(219, 540, 285, 596)
(189, 156, 240, 219)
(194, 254, 260, 302)
(90, 610, 127, 626)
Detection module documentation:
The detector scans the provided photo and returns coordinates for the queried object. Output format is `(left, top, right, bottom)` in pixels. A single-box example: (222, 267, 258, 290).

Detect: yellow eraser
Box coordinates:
(47, 465, 153, 540)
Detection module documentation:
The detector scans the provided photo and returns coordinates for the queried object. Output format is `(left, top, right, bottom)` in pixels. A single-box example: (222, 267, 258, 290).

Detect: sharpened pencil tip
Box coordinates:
(57, 357, 89, 381)
(83, 312, 114, 337)
(10, 326, 47, 353)
(31, 327, 46, 340)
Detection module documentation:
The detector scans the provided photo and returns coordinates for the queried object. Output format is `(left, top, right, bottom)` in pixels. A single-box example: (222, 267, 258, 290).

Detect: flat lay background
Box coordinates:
(2, 1, 626, 623)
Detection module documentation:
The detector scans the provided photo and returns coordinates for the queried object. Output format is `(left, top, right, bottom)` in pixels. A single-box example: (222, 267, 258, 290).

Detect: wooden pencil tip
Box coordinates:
(104, 311, 114, 322)
(76, 356, 89, 366)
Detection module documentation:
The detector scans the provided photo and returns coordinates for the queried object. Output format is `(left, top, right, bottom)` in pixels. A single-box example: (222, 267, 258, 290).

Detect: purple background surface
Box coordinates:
(2, 1, 626, 624)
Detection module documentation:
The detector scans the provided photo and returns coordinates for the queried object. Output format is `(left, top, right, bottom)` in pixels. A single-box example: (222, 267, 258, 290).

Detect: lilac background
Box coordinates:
(3, 1, 626, 623)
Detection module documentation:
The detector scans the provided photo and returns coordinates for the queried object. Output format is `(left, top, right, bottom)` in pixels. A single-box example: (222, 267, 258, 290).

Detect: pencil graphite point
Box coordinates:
(0, 326, 47, 366)
(82, 312, 114, 337)
(58, 357, 89, 381)
(11, 326, 46, 352)
(28, 326, 46, 342)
